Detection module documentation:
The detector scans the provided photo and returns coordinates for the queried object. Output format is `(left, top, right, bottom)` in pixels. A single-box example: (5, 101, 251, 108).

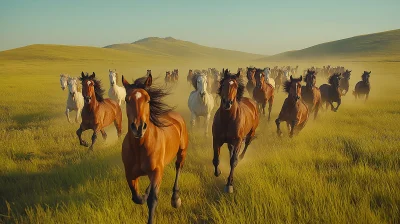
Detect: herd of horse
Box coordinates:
(58, 66, 371, 224)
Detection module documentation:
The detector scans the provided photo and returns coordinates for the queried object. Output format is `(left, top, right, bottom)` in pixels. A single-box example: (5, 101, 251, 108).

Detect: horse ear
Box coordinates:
(236, 71, 240, 77)
(90, 72, 95, 79)
(300, 76, 302, 81)
(290, 75, 293, 81)
(122, 75, 130, 88)
(368, 71, 371, 74)
(145, 74, 153, 87)
(81, 72, 85, 78)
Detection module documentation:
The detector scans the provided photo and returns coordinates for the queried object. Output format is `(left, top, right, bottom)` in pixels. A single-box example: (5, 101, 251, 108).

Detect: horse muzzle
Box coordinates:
(222, 98, 233, 110)
(200, 91, 206, 97)
(61, 87, 65, 90)
(84, 96, 91, 104)
(111, 81, 115, 85)
(130, 121, 147, 138)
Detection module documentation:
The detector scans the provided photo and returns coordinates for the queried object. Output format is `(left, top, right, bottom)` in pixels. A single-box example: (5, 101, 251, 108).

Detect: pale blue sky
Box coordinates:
(0, 0, 399, 55)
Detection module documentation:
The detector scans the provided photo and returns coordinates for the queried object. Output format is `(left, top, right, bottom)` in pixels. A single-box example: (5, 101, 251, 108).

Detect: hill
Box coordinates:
(105, 37, 264, 61)
(260, 29, 400, 61)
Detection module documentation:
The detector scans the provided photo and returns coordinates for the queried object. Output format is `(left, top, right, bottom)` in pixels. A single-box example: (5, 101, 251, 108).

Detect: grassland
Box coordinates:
(0, 43, 399, 224)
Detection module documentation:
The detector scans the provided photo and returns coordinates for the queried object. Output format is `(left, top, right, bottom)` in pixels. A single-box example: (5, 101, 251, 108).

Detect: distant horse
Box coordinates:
(121, 74, 188, 224)
(77, 72, 122, 150)
(353, 71, 371, 102)
(108, 69, 127, 105)
(275, 75, 309, 137)
(187, 69, 193, 85)
(65, 77, 84, 123)
(172, 69, 179, 83)
(319, 73, 342, 112)
(246, 67, 256, 95)
(275, 70, 289, 92)
(339, 70, 352, 95)
(188, 73, 214, 136)
(212, 69, 259, 193)
(165, 71, 172, 84)
(60, 74, 68, 90)
(301, 70, 321, 119)
(263, 67, 275, 88)
(253, 69, 274, 120)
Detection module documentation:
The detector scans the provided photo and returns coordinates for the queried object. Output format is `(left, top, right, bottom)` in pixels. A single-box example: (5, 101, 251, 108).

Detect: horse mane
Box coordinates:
(129, 76, 175, 127)
(191, 73, 203, 90)
(303, 70, 316, 81)
(328, 73, 341, 85)
(217, 72, 245, 101)
(79, 73, 105, 102)
(283, 77, 302, 93)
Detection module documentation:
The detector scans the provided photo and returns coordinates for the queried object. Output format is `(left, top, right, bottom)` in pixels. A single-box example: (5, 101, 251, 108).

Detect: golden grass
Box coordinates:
(0, 46, 399, 223)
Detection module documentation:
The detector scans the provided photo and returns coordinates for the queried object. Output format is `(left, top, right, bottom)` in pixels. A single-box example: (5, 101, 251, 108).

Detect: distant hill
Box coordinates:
(105, 37, 264, 61)
(259, 29, 400, 61)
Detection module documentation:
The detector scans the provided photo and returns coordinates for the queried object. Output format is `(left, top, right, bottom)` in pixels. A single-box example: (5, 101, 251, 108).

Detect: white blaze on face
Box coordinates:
(87, 81, 91, 86)
(135, 92, 142, 100)
(229, 80, 234, 85)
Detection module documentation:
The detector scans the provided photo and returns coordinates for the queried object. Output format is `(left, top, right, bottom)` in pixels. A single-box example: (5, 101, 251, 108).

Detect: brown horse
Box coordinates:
(165, 71, 172, 84)
(77, 72, 122, 150)
(339, 70, 352, 95)
(319, 73, 342, 112)
(302, 70, 321, 119)
(212, 69, 259, 193)
(275, 75, 309, 138)
(187, 69, 193, 85)
(353, 71, 371, 102)
(253, 68, 274, 120)
(245, 67, 256, 95)
(121, 73, 188, 224)
(274, 70, 285, 92)
(172, 69, 179, 83)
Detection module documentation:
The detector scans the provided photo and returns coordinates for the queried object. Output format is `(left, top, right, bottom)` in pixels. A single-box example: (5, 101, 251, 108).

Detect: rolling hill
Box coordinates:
(260, 29, 400, 61)
(104, 37, 264, 61)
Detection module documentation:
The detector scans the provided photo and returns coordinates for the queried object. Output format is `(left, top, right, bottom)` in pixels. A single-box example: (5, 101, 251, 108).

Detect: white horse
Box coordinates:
(60, 74, 68, 90)
(108, 69, 126, 105)
(188, 73, 214, 136)
(283, 70, 290, 82)
(65, 77, 84, 123)
(263, 67, 275, 88)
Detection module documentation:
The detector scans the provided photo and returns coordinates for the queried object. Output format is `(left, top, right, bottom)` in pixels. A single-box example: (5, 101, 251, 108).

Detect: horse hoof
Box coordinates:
(88, 146, 93, 151)
(81, 141, 89, 147)
(224, 185, 234, 193)
(214, 169, 221, 177)
(171, 197, 181, 208)
(239, 154, 244, 160)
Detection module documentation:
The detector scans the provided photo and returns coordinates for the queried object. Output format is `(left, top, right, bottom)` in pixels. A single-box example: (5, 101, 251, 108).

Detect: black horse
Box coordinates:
(353, 71, 371, 102)
(319, 73, 342, 112)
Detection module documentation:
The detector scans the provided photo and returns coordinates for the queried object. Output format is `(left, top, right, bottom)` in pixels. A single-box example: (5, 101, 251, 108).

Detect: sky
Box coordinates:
(0, 0, 399, 55)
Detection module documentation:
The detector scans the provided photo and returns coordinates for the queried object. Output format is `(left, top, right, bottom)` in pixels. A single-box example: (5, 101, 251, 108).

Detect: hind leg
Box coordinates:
(171, 147, 187, 208)
(268, 97, 273, 122)
(100, 129, 107, 140)
(239, 129, 256, 160)
(114, 116, 122, 138)
(275, 118, 283, 137)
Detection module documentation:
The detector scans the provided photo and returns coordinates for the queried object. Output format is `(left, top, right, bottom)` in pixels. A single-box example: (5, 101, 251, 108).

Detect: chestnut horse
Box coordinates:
(275, 76, 309, 137)
(212, 69, 259, 193)
(253, 68, 274, 120)
(302, 70, 321, 119)
(121, 73, 188, 224)
(319, 73, 342, 112)
(77, 72, 122, 150)
(245, 67, 256, 95)
(353, 71, 371, 102)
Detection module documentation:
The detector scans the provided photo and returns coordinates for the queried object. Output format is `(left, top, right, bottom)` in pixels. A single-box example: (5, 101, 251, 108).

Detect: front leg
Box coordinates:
(89, 127, 99, 151)
(100, 129, 107, 140)
(365, 93, 369, 103)
(75, 108, 81, 123)
(289, 120, 297, 138)
(76, 125, 89, 147)
(205, 113, 211, 137)
(147, 168, 163, 224)
(190, 112, 196, 129)
(212, 138, 223, 177)
(66, 108, 71, 123)
(226, 140, 241, 193)
(275, 118, 282, 136)
(334, 99, 341, 112)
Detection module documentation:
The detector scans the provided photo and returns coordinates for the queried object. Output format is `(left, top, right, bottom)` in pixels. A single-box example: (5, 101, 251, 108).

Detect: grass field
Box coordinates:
(0, 44, 399, 224)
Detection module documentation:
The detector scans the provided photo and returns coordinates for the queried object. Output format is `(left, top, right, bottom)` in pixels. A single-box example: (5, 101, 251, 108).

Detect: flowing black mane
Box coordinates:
(79, 72, 105, 102)
(128, 76, 174, 127)
(217, 71, 245, 101)
(328, 73, 341, 85)
(283, 77, 302, 94)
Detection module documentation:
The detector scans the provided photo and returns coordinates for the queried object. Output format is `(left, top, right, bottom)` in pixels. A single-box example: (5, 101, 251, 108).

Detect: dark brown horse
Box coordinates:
(253, 68, 274, 120)
(245, 67, 256, 95)
(77, 72, 122, 150)
(187, 69, 193, 85)
(320, 73, 342, 112)
(353, 71, 371, 102)
(275, 76, 309, 137)
(302, 70, 321, 119)
(122, 73, 188, 224)
(212, 69, 259, 193)
(339, 70, 352, 95)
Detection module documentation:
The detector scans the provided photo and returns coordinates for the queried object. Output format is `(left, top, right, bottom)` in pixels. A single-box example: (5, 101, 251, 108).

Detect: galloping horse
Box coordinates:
(275, 75, 309, 137)
(172, 69, 179, 83)
(353, 71, 371, 102)
(263, 67, 275, 88)
(77, 72, 122, 150)
(65, 76, 84, 123)
(275, 70, 289, 92)
(339, 70, 352, 95)
(187, 69, 194, 86)
(108, 69, 127, 105)
(188, 73, 214, 136)
(212, 69, 259, 193)
(121, 74, 188, 224)
(301, 70, 321, 119)
(245, 67, 256, 95)
(253, 69, 274, 120)
(320, 73, 342, 112)
(165, 71, 172, 84)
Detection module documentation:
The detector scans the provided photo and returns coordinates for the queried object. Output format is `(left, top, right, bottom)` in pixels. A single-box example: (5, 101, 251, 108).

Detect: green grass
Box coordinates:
(0, 46, 399, 223)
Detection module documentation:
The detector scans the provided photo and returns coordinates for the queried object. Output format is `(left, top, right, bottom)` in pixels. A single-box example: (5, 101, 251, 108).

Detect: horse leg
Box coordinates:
(212, 139, 223, 177)
(190, 112, 196, 129)
(114, 115, 122, 138)
(75, 108, 81, 123)
(275, 118, 283, 136)
(171, 147, 187, 208)
(66, 108, 72, 123)
(365, 93, 369, 103)
(262, 102, 266, 117)
(289, 120, 297, 138)
(226, 141, 241, 193)
(204, 113, 211, 137)
(100, 129, 107, 140)
(76, 125, 89, 147)
(147, 168, 163, 224)
(268, 97, 273, 122)
(314, 102, 320, 120)
(88, 128, 99, 151)
(334, 99, 341, 112)
(239, 130, 256, 160)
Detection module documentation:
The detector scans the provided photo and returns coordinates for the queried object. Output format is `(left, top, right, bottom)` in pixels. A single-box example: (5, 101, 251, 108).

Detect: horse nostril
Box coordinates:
(143, 122, 147, 130)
